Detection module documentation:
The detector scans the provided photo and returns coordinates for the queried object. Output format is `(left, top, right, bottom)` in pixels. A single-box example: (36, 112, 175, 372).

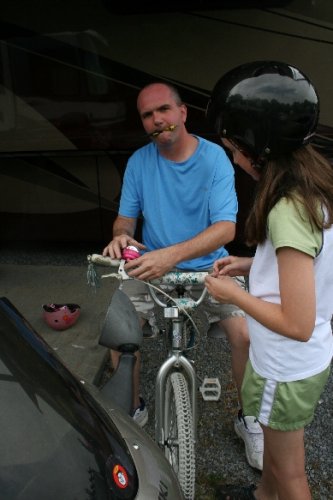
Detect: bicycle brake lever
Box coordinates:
(118, 259, 132, 280)
(101, 259, 132, 281)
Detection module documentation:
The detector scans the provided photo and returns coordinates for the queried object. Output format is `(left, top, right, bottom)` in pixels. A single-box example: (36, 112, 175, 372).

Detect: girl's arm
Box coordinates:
(205, 247, 316, 341)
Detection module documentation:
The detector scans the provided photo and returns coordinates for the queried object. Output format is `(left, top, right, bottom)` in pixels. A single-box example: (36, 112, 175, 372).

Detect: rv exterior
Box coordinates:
(0, 0, 332, 248)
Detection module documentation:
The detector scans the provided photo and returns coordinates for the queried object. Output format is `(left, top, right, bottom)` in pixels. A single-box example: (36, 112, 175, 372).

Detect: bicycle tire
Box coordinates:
(163, 372, 195, 500)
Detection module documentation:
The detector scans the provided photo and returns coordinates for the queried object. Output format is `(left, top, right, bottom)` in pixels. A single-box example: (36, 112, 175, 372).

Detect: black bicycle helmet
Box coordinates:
(206, 61, 319, 162)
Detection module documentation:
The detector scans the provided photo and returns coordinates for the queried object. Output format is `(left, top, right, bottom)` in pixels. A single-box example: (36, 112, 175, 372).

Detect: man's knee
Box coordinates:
(219, 316, 249, 348)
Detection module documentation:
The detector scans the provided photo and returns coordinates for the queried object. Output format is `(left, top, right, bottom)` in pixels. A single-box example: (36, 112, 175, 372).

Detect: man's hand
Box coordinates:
(102, 235, 145, 260)
(124, 248, 177, 281)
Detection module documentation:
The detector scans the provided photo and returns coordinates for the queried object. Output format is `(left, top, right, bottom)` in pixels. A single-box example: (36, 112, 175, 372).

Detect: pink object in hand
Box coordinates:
(121, 245, 140, 261)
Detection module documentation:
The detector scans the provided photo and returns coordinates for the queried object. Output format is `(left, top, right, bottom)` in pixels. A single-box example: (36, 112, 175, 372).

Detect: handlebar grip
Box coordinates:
(87, 254, 120, 267)
(151, 271, 208, 286)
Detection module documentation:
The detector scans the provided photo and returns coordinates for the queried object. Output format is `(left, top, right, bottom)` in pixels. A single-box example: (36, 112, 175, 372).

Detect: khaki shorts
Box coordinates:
(120, 275, 245, 331)
(241, 360, 331, 431)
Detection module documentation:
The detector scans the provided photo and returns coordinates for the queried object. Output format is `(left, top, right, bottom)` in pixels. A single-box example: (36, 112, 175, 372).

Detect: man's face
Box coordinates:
(137, 84, 186, 142)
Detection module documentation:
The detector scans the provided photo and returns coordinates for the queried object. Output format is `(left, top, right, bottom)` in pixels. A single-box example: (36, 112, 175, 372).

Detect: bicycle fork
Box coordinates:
(155, 315, 197, 447)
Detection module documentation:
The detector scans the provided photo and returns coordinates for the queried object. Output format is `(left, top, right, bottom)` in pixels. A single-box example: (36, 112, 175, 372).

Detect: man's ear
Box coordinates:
(181, 103, 187, 122)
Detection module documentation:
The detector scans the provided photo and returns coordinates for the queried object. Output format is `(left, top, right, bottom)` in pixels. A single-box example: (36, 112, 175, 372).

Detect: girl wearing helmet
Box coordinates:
(205, 61, 333, 500)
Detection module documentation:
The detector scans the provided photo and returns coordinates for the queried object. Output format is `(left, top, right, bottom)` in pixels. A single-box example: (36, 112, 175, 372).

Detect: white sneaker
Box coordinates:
(234, 411, 263, 470)
(131, 397, 148, 427)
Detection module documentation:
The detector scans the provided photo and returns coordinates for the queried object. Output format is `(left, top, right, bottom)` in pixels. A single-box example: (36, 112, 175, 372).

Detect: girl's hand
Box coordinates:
(212, 256, 253, 277)
(205, 274, 243, 304)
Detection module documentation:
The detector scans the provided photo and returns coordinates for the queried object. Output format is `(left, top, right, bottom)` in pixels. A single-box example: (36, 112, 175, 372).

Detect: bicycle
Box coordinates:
(87, 254, 221, 500)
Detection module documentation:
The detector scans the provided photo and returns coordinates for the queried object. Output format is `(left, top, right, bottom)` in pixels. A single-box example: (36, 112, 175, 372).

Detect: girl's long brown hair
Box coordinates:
(245, 144, 333, 246)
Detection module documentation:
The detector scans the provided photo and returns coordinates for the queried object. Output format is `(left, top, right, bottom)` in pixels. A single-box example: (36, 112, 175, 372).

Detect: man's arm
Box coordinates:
(166, 220, 235, 266)
(125, 220, 235, 280)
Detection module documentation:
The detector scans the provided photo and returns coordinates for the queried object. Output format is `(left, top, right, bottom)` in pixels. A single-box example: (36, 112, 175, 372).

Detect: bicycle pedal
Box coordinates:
(199, 377, 221, 401)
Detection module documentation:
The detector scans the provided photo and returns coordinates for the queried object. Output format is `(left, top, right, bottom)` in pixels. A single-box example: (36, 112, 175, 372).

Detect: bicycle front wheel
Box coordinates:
(164, 372, 195, 500)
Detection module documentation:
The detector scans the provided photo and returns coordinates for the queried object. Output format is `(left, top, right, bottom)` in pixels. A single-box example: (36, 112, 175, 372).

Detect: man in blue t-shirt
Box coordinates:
(103, 82, 263, 470)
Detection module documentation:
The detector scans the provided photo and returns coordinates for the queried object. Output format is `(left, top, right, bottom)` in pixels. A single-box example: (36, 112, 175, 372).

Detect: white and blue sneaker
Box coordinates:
(131, 397, 148, 427)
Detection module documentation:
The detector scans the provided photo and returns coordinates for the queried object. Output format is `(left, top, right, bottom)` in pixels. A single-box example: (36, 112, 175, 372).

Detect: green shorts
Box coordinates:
(242, 360, 331, 431)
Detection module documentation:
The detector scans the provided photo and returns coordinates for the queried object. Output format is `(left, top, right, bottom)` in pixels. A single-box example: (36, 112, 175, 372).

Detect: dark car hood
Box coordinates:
(0, 296, 138, 499)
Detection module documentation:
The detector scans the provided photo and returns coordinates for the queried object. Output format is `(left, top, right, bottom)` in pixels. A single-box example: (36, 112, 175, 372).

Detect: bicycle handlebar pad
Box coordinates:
(88, 254, 208, 285)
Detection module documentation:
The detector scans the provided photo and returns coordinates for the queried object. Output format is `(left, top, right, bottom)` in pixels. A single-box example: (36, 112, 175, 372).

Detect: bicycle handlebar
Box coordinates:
(88, 254, 208, 283)
(88, 254, 120, 267)
(87, 254, 209, 309)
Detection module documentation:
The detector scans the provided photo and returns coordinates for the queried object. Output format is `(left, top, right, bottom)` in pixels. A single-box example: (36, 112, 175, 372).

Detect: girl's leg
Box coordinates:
(256, 425, 311, 500)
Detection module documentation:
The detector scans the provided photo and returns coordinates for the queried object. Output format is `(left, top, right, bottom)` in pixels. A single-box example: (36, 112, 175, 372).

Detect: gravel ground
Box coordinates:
(1, 242, 333, 500)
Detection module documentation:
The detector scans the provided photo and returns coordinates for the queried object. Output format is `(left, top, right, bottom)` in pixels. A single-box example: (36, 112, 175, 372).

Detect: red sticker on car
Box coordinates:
(113, 464, 129, 489)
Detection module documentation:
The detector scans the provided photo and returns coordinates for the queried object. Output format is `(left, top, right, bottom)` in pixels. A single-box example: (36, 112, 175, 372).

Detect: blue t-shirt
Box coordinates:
(119, 136, 238, 270)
